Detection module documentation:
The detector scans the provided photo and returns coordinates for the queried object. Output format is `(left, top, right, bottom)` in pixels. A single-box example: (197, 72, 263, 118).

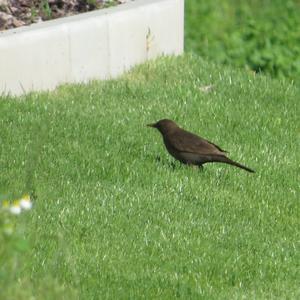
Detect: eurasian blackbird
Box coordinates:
(147, 119, 254, 173)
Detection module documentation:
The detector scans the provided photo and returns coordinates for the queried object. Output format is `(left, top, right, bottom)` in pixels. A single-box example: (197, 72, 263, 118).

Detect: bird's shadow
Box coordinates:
(154, 155, 204, 172)
(154, 155, 176, 170)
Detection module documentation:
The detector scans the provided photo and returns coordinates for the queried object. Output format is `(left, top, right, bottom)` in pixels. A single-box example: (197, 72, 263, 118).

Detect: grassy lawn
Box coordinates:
(0, 54, 299, 299)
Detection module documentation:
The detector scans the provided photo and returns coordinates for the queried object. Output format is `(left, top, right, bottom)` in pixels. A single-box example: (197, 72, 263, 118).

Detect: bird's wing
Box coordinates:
(169, 130, 227, 155)
(205, 140, 228, 153)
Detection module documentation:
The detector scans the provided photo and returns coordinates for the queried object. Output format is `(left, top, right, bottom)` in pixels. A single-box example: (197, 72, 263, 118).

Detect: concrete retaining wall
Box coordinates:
(0, 0, 184, 96)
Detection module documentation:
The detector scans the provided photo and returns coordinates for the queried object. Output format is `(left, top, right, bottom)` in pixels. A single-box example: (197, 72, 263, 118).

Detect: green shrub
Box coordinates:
(185, 0, 300, 80)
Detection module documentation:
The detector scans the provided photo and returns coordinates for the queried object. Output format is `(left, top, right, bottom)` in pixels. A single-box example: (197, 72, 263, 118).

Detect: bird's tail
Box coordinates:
(214, 156, 255, 173)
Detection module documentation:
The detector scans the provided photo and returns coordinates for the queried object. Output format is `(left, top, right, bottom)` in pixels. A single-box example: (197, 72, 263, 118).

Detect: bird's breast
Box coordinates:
(163, 137, 191, 164)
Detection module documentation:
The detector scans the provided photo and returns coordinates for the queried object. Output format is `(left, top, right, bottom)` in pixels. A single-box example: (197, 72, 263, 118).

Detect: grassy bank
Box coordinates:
(0, 54, 299, 299)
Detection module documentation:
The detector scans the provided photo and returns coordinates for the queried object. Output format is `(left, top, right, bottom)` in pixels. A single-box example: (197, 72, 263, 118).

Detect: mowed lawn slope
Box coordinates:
(0, 54, 299, 299)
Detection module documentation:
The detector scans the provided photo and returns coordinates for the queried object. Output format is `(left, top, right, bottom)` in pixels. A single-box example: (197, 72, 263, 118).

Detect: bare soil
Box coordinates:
(0, 0, 129, 31)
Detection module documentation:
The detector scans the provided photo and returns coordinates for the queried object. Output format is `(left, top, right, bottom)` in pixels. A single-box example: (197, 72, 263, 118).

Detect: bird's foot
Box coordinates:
(198, 165, 204, 171)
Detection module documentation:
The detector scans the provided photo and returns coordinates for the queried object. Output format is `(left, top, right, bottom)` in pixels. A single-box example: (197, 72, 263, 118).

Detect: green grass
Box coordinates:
(0, 54, 299, 299)
(185, 0, 300, 80)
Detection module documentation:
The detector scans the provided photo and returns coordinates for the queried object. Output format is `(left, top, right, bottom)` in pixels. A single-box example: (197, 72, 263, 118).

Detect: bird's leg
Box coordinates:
(198, 164, 204, 171)
(187, 164, 200, 170)
(170, 161, 176, 170)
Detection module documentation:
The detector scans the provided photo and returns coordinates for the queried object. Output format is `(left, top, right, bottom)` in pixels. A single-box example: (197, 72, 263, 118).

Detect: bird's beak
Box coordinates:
(147, 123, 156, 128)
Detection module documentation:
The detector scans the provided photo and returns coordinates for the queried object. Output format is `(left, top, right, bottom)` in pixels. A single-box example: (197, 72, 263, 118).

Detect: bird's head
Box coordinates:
(147, 119, 178, 135)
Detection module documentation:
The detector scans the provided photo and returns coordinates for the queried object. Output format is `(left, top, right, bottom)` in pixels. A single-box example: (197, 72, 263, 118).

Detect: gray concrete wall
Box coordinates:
(0, 0, 184, 96)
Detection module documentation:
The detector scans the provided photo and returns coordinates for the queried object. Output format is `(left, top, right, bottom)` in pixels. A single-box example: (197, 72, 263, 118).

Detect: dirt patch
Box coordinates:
(0, 0, 131, 31)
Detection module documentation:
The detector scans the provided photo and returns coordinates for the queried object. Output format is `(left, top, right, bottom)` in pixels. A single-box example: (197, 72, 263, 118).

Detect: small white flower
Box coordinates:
(20, 194, 32, 210)
(9, 201, 21, 215)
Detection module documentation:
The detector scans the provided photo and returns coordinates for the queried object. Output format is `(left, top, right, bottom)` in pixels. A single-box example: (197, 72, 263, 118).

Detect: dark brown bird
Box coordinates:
(147, 119, 254, 173)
